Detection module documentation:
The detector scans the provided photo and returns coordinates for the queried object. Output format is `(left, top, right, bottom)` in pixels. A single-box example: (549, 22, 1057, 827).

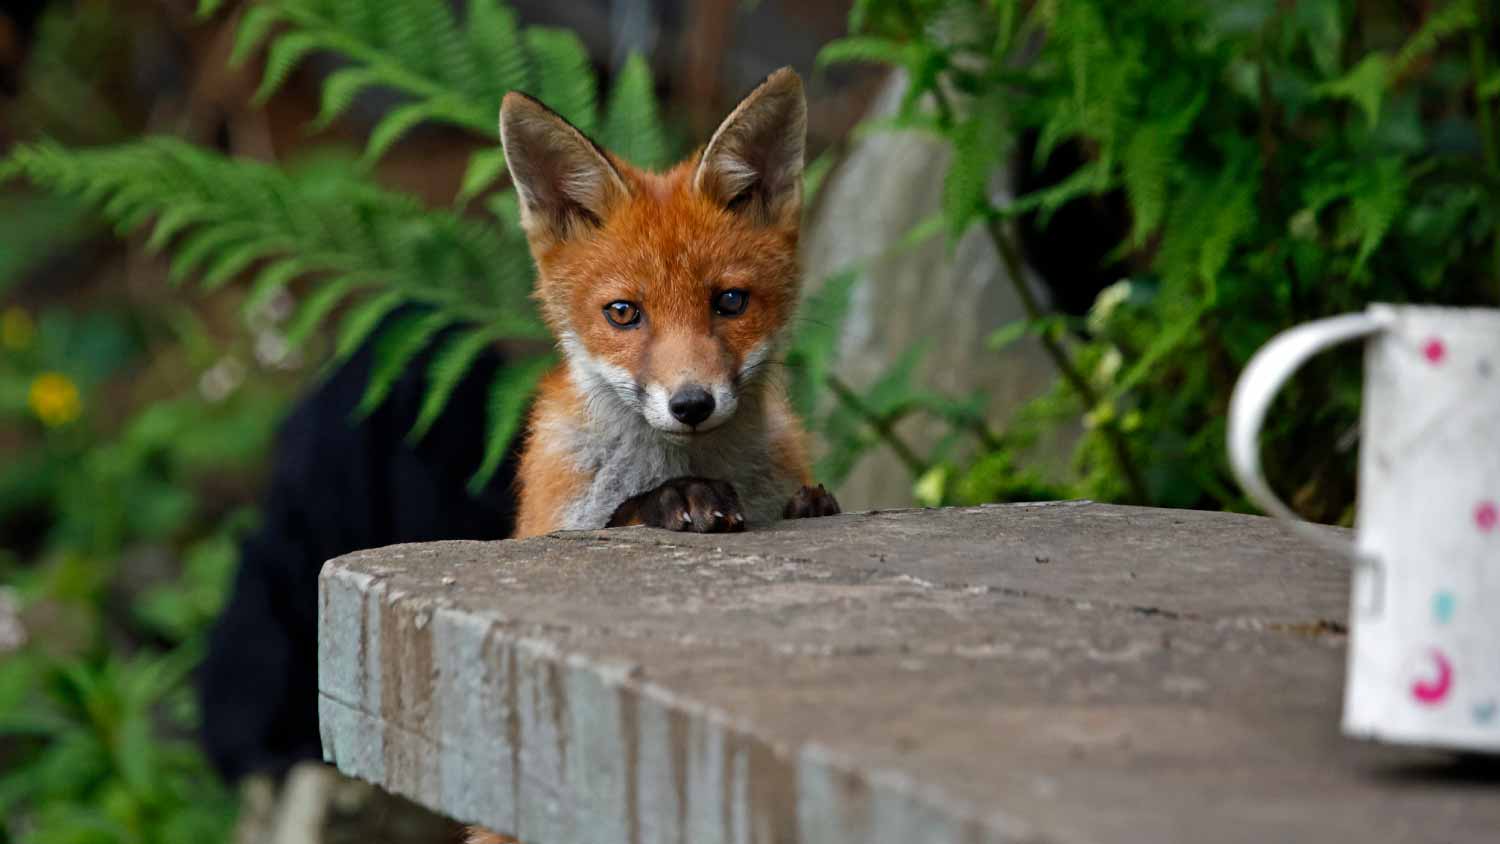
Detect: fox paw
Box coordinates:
(783, 483, 841, 519)
(608, 477, 747, 533)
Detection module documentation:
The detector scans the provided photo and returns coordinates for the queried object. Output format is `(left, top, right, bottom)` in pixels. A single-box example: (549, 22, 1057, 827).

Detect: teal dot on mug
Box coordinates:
(1433, 591, 1456, 624)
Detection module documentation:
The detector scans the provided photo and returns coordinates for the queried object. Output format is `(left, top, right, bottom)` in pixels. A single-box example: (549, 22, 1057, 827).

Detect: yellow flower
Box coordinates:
(2, 307, 35, 351)
(29, 372, 81, 427)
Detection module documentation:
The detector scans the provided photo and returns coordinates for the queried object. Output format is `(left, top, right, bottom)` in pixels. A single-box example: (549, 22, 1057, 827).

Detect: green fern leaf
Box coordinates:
(600, 53, 668, 169)
(1315, 52, 1390, 127)
(944, 98, 1007, 237)
(1003, 160, 1111, 226)
(802, 150, 835, 207)
(863, 344, 926, 414)
(2, 136, 540, 446)
(1350, 157, 1408, 272)
(784, 267, 859, 418)
(101, 188, 153, 231)
(355, 309, 451, 417)
(114, 203, 157, 236)
(1122, 125, 1172, 245)
(1481, 70, 1500, 99)
(332, 290, 407, 361)
(361, 99, 441, 164)
(847, 0, 876, 33)
(408, 325, 502, 441)
(816, 36, 921, 71)
(254, 31, 324, 104)
(311, 66, 382, 130)
(467, 0, 531, 94)
(201, 238, 288, 290)
(470, 354, 556, 492)
(169, 225, 255, 283)
(1197, 182, 1255, 293)
(1394, 0, 1476, 76)
(243, 256, 316, 319)
(456, 147, 509, 206)
(230, 6, 283, 67)
(523, 28, 597, 134)
(286, 275, 368, 348)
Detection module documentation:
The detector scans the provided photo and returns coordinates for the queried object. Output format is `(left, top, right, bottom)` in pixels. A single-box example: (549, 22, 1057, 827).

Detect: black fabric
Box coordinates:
(199, 325, 521, 782)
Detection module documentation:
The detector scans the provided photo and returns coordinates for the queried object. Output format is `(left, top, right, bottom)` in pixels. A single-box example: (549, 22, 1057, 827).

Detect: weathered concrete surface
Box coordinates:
(319, 503, 1499, 844)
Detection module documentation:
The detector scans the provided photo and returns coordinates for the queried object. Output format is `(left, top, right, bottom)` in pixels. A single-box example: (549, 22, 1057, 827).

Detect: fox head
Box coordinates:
(498, 68, 806, 436)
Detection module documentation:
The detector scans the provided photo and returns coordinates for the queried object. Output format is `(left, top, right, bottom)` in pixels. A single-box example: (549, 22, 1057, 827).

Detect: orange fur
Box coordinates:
(511, 369, 592, 538)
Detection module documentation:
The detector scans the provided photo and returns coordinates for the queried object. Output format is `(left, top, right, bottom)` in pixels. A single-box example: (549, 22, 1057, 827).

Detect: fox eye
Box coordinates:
(604, 300, 642, 328)
(713, 289, 749, 317)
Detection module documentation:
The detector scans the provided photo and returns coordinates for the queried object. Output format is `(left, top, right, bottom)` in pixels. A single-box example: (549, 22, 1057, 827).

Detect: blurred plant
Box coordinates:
(6, 0, 675, 489)
(811, 0, 1500, 519)
(0, 648, 237, 844)
(0, 299, 282, 842)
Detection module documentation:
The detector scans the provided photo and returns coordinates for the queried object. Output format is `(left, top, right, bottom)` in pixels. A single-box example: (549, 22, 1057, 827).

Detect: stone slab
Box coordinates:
(318, 502, 1500, 844)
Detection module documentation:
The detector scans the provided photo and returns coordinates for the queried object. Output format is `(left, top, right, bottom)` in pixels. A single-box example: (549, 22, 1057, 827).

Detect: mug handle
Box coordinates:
(1227, 311, 1391, 559)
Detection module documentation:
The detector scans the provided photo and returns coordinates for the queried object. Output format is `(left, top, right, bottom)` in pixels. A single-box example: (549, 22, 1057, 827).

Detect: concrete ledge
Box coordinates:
(318, 503, 1499, 843)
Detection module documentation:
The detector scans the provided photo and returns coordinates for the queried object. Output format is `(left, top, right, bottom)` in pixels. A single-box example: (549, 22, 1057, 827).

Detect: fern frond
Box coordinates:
(785, 268, 860, 419)
(355, 309, 452, 417)
(600, 53, 669, 170)
(1394, 0, 1476, 76)
(286, 275, 369, 347)
(228, 0, 628, 194)
(1315, 52, 1390, 127)
(12, 1, 681, 492)
(455, 147, 509, 207)
(1121, 125, 1173, 246)
(523, 27, 598, 134)
(816, 36, 924, 71)
(1349, 157, 1408, 273)
(1002, 160, 1111, 226)
(333, 290, 407, 361)
(943, 97, 1007, 237)
(471, 355, 556, 491)
(4, 138, 548, 426)
(310, 66, 383, 130)
(408, 326, 502, 441)
(467, 0, 531, 95)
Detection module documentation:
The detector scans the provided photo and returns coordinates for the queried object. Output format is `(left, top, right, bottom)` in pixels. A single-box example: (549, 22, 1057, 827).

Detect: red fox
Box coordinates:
(498, 67, 841, 542)
(464, 66, 839, 844)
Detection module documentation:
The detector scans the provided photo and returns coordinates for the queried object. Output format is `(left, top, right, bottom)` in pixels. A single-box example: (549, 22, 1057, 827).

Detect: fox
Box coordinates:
(461, 66, 839, 844)
(498, 66, 841, 542)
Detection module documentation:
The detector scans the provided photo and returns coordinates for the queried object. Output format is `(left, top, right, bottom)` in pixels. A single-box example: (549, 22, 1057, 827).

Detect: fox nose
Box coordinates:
(668, 385, 716, 427)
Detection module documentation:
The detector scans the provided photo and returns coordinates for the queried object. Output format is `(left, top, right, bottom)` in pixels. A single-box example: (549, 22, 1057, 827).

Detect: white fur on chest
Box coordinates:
(541, 395, 794, 530)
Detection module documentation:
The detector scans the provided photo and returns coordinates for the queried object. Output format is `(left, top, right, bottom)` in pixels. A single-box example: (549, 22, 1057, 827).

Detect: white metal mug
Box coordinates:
(1228, 304, 1500, 752)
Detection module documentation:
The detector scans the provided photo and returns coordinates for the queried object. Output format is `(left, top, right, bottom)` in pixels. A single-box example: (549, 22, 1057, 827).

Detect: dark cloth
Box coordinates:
(199, 327, 521, 782)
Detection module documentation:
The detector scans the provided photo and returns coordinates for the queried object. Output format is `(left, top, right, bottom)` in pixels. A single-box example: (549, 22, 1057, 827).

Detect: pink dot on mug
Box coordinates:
(1411, 649, 1453, 706)
(1476, 501, 1499, 533)
(1423, 338, 1446, 363)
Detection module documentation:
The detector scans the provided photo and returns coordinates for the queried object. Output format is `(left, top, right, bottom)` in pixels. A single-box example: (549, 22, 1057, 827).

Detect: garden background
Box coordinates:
(2, 0, 1498, 841)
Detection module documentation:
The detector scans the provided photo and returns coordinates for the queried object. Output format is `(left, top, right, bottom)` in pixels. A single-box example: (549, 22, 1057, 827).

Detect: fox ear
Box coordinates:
(694, 68, 806, 227)
(499, 93, 628, 245)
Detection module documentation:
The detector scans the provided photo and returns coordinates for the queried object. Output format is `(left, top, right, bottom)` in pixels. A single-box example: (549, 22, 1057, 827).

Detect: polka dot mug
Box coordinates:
(1229, 304, 1500, 752)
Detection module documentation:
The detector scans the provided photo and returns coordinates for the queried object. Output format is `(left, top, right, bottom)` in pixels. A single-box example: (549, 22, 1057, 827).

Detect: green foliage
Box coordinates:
(0, 647, 237, 844)
(1, 2, 677, 838)
(9, 0, 678, 489)
(817, 0, 1500, 517)
(1, 303, 283, 842)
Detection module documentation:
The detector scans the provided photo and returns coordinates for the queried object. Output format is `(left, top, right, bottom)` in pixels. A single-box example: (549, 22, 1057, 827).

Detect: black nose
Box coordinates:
(668, 386, 715, 426)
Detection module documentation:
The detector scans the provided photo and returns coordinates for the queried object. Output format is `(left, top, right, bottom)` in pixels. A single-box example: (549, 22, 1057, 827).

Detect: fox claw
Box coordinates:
(608, 477, 748, 533)
(783, 483, 840, 519)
